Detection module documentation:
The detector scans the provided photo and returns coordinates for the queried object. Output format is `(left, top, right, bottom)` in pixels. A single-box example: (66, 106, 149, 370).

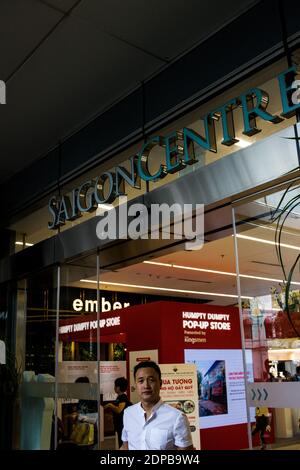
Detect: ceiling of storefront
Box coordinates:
(0, 0, 256, 183)
(68, 218, 300, 307)
(11, 191, 300, 307)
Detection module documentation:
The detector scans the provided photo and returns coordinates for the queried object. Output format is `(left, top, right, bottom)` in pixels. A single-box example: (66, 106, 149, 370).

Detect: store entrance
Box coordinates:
(233, 180, 300, 450)
(15, 180, 300, 450)
(55, 217, 251, 451)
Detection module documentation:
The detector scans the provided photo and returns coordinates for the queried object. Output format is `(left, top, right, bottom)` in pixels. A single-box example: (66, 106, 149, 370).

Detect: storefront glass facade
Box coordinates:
(1, 39, 300, 452)
(6, 162, 300, 450)
(233, 180, 300, 448)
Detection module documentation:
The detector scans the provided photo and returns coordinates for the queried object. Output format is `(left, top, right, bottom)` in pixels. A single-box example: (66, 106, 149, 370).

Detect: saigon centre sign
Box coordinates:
(48, 66, 300, 230)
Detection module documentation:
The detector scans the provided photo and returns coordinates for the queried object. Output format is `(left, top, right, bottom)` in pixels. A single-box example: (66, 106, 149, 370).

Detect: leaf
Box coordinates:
(285, 254, 300, 337)
(271, 168, 300, 338)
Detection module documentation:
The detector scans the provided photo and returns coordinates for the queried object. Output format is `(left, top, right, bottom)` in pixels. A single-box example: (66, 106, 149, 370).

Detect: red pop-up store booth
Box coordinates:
(59, 300, 262, 450)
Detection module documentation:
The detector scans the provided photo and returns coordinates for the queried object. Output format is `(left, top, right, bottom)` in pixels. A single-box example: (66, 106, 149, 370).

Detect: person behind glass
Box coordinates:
(104, 377, 132, 448)
(292, 365, 300, 381)
(72, 376, 98, 447)
(282, 370, 292, 381)
(252, 407, 271, 450)
(120, 361, 194, 450)
(75, 376, 98, 414)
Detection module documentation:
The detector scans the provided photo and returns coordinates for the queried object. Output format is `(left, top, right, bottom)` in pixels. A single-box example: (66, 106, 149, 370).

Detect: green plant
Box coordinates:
(113, 343, 125, 361)
(270, 286, 300, 312)
(79, 344, 96, 361)
(63, 342, 73, 361)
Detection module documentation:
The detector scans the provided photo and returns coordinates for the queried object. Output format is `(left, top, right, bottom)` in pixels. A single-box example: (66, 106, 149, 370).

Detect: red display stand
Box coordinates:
(60, 300, 251, 449)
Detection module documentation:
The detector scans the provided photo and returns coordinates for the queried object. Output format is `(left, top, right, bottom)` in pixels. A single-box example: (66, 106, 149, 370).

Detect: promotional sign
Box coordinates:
(160, 363, 200, 450)
(59, 310, 123, 343)
(100, 361, 127, 401)
(185, 349, 254, 429)
(57, 361, 97, 383)
(57, 360, 126, 401)
(181, 309, 238, 348)
(57, 301, 251, 449)
(129, 349, 158, 404)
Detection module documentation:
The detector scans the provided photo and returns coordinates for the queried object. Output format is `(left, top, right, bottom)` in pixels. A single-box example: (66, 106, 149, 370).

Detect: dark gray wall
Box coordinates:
(1, 0, 300, 226)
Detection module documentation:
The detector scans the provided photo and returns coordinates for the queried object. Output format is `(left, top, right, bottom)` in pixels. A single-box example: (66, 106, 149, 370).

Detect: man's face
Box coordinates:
(135, 367, 161, 406)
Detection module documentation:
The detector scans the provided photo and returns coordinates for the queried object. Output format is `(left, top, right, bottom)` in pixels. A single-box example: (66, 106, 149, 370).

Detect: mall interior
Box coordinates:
(1, 0, 300, 451)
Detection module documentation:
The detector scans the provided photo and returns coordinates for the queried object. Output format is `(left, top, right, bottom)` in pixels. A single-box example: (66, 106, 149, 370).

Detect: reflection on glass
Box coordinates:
(234, 179, 300, 448)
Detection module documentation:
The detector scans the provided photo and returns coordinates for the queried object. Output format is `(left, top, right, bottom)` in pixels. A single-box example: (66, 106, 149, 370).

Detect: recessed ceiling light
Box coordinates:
(268, 348, 300, 352)
(236, 233, 300, 251)
(143, 261, 300, 286)
(235, 139, 251, 148)
(144, 261, 235, 277)
(97, 204, 113, 210)
(79, 279, 252, 299)
(96, 203, 114, 215)
(15, 241, 34, 247)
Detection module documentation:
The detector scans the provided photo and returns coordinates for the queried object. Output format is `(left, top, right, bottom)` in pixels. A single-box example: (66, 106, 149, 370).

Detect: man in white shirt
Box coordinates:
(120, 361, 193, 450)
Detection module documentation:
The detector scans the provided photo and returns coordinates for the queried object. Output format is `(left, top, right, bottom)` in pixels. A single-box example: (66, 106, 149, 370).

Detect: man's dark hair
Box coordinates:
(133, 361, 161, 381)
(75, 376, 90, 383)
(296, 366, 300, 374)
(114, 376, 128, 392)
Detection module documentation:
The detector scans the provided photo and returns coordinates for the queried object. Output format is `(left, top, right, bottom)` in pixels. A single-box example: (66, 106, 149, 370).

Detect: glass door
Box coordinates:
(19, 266, 58, 450)
(233, 181, 300, 450)
(57, 254, 100, 449)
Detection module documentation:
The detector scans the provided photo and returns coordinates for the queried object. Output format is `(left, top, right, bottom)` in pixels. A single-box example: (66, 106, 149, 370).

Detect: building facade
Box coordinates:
(1, 0, 300, 450)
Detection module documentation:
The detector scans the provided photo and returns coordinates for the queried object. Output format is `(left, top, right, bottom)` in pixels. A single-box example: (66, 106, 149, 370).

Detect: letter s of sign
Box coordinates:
(48, 196, 58, 229)
(291, 80, 300, 106)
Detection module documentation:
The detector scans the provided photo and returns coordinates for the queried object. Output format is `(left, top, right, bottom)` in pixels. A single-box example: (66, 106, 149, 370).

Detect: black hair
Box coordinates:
(133, 361, 161, 381)
(114, 376, 128, 392)
(296, 366, 300, 374)
(75, 376, 90, 383)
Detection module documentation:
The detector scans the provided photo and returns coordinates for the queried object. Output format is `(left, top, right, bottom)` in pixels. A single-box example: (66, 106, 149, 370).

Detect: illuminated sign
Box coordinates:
(72, 297, 130, 313)
(48, 66, 300, 230)
(182, 311, 231, 331)
(59, 316, 121, 335)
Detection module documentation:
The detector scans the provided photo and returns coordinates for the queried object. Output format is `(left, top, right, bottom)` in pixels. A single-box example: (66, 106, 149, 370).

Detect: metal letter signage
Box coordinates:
(48, 66, 300, 230)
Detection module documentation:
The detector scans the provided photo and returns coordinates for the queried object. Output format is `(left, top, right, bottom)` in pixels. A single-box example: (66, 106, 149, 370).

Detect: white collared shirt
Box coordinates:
(121, 400, 193, 450)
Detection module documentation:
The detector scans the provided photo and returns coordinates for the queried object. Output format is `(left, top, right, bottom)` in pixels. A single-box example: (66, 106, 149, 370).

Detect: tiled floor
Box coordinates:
(251, 435, 300, 450)
(99, 435, 300, 451)
(100, 436, 117, 450)
(268, 435, 300, 450)
(273, 443, 300, 450)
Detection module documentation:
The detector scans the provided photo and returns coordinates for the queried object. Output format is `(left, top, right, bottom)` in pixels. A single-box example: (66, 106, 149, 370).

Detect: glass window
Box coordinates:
(233, 178, 300, 449)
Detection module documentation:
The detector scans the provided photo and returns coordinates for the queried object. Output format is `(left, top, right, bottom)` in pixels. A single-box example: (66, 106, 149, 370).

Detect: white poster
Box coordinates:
(57, 360, 126, 401)
(57, 361, 97, 383)
(185, 349, 253, 429)
(100, 361, 127, 401)
(129, 350, 158, 404)
(160, 363, 200, 450)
